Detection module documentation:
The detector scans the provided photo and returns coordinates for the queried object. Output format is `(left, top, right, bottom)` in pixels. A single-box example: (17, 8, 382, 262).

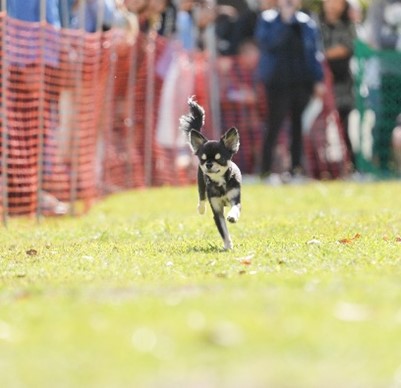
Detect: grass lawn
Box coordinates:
(1, 180, 401, 387)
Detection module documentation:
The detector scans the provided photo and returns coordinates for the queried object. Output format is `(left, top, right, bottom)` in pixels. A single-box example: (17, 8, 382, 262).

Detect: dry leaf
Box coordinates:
(240, 258, 252, 265)
(26, 249, 37, 256)
(338, 233, 361, 244)
(236, 254, 254, 265)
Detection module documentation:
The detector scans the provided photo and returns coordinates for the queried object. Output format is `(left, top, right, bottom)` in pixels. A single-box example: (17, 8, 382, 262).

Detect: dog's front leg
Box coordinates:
(227, 204, 241, 223)
(197, 167, 207, 215)
(226, 188, 241, 223)
(210, 198, 233, 250)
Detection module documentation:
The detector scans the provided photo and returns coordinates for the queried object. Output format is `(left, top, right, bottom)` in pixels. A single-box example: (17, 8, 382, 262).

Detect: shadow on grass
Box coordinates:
(186, 243, 226, 253)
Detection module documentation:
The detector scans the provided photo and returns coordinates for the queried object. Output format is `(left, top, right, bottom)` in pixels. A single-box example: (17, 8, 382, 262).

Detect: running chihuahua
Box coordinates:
(179, 97, 241, 250)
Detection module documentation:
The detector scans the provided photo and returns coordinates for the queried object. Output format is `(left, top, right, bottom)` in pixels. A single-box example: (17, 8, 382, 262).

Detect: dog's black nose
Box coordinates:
(206, 162, 213, 169)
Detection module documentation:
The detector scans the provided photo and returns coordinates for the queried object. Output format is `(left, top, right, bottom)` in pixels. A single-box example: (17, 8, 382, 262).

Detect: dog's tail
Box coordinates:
(179, 96, 205, 138)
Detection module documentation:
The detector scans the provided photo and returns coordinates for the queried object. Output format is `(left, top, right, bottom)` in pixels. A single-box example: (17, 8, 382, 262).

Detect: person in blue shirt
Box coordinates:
(176, 0, 197, 51)
(59, 0, 128, 32)
(255, 0, 325, 181)
(7, 0, 61, 26)
(6, 0, 61, 67)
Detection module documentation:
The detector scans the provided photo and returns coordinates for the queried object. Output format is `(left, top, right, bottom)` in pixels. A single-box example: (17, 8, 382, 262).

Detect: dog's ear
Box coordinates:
(221, 127, 240, 154)
(189, 130, 208, 154)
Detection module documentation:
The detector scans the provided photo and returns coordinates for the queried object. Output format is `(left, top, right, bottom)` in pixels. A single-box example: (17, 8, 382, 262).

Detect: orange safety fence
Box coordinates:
(0, 15, 351, 221)
(0, 15, 214, 220)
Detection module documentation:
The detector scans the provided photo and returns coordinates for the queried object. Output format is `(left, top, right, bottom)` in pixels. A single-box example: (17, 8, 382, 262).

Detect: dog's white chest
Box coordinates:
(206, 172, 227, 187)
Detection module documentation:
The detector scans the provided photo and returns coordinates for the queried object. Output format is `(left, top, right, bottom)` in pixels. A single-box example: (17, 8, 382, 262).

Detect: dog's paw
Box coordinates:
(198, 200, 206, 215)
(227, 205, 240, 223)
(224, 239, 233, 250)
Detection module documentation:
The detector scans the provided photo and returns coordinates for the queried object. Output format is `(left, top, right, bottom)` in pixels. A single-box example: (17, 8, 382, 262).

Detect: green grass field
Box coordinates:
(1, 181, 401, 388)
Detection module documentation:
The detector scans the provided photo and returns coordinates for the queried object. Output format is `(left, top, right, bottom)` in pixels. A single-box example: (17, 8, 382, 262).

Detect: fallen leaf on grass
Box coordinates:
(383, 235, 401, 242)
(338, 233, 361, 244)
(26, 249, 37, 256)
(235, 254, 254, 265)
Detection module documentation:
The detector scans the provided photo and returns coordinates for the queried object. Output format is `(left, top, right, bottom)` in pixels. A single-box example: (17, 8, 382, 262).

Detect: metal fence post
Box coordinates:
(125, 39, 138, 188)
(36, 0, 47, 221)
(69, 0, 85, 215)
(1, 0, 8, 226)
(144, 29, 157, 187)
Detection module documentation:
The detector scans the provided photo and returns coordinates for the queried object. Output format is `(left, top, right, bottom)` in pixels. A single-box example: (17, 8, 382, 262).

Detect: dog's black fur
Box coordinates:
(179, 97, 241, 250)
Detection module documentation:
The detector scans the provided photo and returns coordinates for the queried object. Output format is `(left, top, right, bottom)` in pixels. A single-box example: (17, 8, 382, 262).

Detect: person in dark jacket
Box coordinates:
(255, 0, 325, 181)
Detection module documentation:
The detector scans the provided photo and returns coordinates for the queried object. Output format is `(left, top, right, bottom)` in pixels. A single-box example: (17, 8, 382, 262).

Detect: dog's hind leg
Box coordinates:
(210, 198, 233, 250)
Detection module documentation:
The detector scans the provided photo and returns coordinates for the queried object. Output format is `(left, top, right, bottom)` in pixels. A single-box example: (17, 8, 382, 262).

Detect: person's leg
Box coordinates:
(261, 87, 289, 176)
(338, 106, 355, 170)
(290, 85, 312, 173)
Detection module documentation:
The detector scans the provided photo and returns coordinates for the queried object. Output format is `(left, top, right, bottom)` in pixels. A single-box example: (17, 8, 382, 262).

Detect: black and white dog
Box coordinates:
(179, 97, 241, 250)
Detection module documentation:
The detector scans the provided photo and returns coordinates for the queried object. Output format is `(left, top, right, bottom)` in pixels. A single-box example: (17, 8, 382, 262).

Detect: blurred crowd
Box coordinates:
(118, 0, 401, 182)
(3, 0, 401, 190)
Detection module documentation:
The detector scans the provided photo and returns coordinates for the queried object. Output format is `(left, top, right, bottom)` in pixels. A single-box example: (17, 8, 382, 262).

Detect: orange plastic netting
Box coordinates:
(0, 15, 350, 220)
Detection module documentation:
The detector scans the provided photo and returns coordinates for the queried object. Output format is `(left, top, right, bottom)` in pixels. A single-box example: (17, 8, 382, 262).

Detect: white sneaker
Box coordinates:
(289, 173, 309, 185)
(262, 173, 282, 186)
